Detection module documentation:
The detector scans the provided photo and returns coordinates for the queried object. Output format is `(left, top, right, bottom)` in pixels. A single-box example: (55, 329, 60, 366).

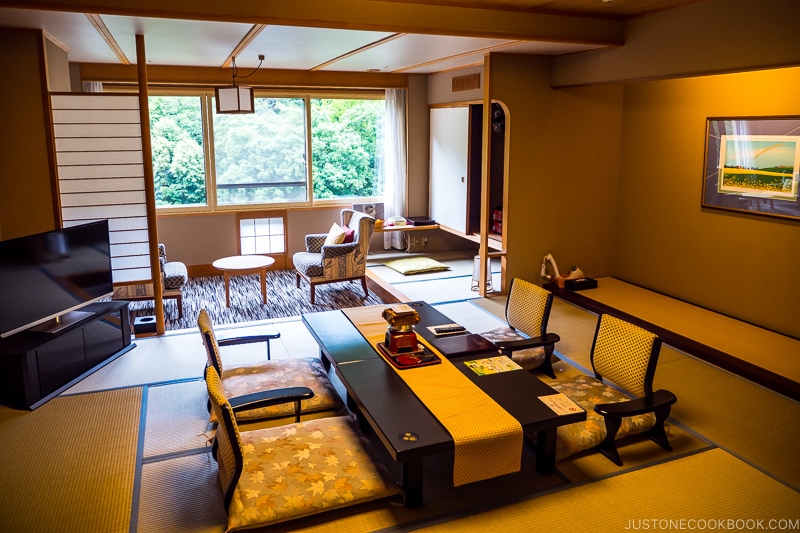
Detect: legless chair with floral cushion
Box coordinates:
(550, 314, 677, 465)
(205, 367, 401, 531)
(198, 309, 346, 429)
(479, 277, 560, 378)
(292, 208, 375, 304)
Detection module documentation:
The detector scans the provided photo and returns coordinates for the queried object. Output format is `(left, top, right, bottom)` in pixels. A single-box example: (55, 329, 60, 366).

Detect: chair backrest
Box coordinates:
(198, 309, 224, 374)
(158, 243, 167, 274)
(505, 277, 553, 339)
(590, 314, 662, 398)
(205, 366, 244, 513)
(340, 208, 375, 274)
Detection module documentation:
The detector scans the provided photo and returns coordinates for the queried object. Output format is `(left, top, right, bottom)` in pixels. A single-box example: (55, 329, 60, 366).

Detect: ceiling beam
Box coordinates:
(79, 63, 408, 89)
(220, 24, 266, 69)
(12, 0, 624, 46)
(85, 13, 129, 64)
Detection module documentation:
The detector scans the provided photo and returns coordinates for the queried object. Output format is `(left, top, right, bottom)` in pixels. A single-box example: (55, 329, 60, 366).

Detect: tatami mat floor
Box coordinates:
(3, 253, 798, 532)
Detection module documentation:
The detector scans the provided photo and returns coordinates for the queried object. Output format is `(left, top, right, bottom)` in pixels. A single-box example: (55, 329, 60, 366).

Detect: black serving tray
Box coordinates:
(376, 342, 441, 369)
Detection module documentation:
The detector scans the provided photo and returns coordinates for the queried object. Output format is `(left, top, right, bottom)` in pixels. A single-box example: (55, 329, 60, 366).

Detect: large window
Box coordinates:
(214, 98, 307, 205)
(150, 96, 207, 208)
(311, 98, 384, 200)
(149, 93, 384, 210)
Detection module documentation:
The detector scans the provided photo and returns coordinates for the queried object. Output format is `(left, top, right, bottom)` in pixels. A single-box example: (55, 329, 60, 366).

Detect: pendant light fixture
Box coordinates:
(215, 55, 264, 114)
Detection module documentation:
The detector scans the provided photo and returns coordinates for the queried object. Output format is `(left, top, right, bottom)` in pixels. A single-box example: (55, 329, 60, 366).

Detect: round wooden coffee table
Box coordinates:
(212, 255, 275, 307)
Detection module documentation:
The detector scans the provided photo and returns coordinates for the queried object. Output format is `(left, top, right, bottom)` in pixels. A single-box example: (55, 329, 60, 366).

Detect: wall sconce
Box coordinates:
(215, 55, 263, 114)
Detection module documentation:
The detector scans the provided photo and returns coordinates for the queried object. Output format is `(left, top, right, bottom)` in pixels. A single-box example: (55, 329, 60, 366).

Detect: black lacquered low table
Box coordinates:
(302, 301, 585, 507)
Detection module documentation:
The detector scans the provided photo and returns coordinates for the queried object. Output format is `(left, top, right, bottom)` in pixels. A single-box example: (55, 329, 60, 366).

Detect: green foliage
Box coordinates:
(311, 99, 383, 199)
(214, 98, 308, 205)
(149, 95, 384, 208)
(149, 96, 206, 206)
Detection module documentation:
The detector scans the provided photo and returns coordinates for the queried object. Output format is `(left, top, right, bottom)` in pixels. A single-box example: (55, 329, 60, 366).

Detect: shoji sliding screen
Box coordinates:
(50, 93, 151, 284)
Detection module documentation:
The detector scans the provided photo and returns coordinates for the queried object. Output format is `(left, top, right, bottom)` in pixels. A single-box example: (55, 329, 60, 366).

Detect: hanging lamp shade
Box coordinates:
(215, 85, 254, 114)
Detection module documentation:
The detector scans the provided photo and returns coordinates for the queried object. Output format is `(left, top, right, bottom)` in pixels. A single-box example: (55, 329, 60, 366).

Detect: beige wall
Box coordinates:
(156, 207, 345, 268)
(487, 53, 624, 287)
(554, 0, 800, 87)
(406, 74, 430, 218)
(428, 65, 482, 105)
(0, 28, 56, 240)
(44, 37, 71, 92)
(613, 66, 800, 338)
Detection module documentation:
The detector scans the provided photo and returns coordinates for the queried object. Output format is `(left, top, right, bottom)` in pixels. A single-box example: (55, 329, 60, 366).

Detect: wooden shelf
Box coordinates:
(437, 225, 503, 251)
(374, 224, 439, 233)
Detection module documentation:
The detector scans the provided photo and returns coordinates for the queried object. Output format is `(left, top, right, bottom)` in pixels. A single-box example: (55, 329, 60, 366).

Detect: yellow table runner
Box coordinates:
(343, 306, 523, 486)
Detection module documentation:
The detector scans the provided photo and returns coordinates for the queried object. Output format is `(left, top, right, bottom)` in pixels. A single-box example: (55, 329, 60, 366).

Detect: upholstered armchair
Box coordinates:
(549, 314, 677, 465)
(205, 366, 401, 531)
(198, 309, 346, 429)
(479, 278, 560, 378)
(157, 243, 187, 317)
(292, 208, 376, 304)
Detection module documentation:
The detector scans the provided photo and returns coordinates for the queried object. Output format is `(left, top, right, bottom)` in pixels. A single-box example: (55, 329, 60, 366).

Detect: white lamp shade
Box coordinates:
(215, 85, 255, 114)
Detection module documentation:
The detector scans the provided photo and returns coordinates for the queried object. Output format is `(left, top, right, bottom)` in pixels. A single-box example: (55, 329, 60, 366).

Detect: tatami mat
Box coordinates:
(63, 319, 323, 394)
(0, 388, 142, 533)
(433, 300, 506, 333)
(137, 453, 227, 533)
(555, 424, 711, 482)
(656, 349, 800, 489)
(234, 439, 565, 533)
(386, 273, 501, 304)
(413, 448, 800, 532)
(144, 380, 212, 458)
(136, 428, 565, 533)
(64, 330, 207, 393)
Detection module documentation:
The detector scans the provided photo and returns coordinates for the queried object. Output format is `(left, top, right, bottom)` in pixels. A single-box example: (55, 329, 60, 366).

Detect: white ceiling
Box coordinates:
(0, 7, 605, 74)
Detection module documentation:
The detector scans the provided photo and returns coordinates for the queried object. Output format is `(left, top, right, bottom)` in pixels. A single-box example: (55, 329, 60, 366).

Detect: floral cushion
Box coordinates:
(227, 416, 401, 531)
(218, 357, 344, 423)
(549, 373, 656, 461)
(480, 326, 545, 371)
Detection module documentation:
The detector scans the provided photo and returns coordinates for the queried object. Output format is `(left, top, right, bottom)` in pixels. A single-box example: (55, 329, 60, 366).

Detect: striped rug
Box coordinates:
(128, 269, 386, 330)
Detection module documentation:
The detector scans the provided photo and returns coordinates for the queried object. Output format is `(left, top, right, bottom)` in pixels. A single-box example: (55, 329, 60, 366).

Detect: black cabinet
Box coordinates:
(0, 300, 133, 409)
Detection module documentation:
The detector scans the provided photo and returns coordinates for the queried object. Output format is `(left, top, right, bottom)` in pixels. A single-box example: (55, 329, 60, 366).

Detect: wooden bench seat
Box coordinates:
(545, 277, 800, 402)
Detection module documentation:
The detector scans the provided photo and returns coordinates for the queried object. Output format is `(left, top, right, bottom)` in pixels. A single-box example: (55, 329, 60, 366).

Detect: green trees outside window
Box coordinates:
(311, 98, 383, 200)
(149, 94, 384, 209)
(149, 96, 206, 207)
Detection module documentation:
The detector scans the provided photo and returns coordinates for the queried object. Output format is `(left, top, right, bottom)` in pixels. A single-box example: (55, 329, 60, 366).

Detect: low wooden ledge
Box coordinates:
(545, 278, 800, 402)
(366, 269, 407, 304)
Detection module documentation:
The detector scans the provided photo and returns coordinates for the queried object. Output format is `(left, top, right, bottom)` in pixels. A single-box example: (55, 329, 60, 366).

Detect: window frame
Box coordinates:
(149, 89, 386, 215)
(235, 210, 288, 268)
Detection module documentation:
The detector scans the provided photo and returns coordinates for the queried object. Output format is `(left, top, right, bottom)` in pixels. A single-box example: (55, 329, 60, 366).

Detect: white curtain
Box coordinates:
(82, 81, 104, 92)
(383, 89, 407, 250)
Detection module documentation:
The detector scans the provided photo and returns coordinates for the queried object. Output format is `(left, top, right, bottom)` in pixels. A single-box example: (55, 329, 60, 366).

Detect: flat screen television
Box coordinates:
(0, 220, 114, 338)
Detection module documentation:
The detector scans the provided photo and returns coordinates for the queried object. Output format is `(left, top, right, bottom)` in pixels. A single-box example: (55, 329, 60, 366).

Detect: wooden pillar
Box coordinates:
(478, 56, 493, 297)
(135, 34, 165, 335)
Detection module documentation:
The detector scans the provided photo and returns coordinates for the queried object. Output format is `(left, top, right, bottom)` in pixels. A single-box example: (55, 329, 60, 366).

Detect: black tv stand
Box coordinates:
(0, 300, 133, 409)
(30, 310, 93, 334)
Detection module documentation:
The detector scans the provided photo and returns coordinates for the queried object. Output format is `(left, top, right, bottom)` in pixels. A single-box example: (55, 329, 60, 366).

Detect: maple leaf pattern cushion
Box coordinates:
(226, 416, 400, 531)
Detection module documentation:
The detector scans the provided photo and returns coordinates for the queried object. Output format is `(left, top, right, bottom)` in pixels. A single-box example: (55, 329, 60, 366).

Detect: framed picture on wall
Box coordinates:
(702, 116, 800, 221)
